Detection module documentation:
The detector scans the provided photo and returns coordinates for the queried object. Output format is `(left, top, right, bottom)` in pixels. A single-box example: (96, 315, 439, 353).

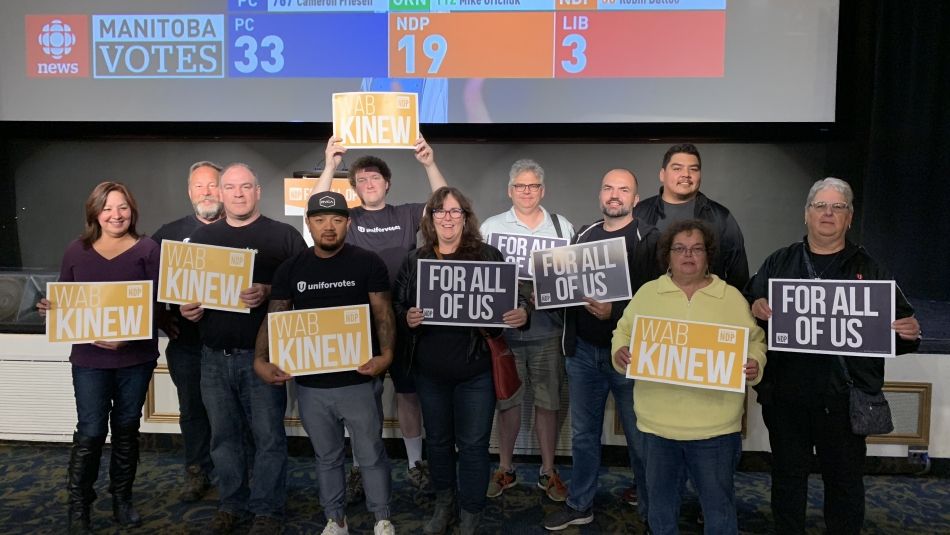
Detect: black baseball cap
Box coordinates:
(306, 191, 349, 217)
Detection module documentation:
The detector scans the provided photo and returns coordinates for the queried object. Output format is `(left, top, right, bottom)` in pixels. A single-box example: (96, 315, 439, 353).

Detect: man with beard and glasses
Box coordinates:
(543, 169, 662, 531)
(254, 191, 397, 535)
(182, 163, 307, 534)
(151, 161, 224, 503)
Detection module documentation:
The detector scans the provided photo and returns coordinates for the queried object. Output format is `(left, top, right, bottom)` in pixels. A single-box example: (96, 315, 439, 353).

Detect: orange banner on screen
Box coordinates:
(332, 92, 419, 149)
(158, 241, 255, 313)
(46, 281, 153, 343)
(284, 178, 361, 216)
(267, 304, 373, 377)
(626, 315, 749, 393)
(388, 13, 553, 78)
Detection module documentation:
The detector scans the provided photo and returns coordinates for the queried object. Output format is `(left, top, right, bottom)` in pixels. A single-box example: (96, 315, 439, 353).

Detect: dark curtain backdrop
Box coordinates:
(0, 145, 22, 267)
(860, 1, 950, 301)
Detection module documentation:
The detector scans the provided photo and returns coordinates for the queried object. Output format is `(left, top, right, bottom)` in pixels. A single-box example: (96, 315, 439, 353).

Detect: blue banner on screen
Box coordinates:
(416, 259, 518, 328)
(767, 279, 896, 358)
(228, 13, 388, 78)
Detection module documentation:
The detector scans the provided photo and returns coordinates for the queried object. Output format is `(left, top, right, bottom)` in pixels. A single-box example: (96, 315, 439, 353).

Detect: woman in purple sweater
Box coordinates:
(39, 182, 160, 534)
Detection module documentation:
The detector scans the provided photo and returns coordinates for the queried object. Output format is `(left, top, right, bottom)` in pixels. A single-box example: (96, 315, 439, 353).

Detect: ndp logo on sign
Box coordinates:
(25, 15, 90, 78)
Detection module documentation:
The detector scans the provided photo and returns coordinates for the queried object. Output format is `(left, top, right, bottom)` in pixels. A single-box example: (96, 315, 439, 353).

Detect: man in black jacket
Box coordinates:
(635, 143, 749, 289)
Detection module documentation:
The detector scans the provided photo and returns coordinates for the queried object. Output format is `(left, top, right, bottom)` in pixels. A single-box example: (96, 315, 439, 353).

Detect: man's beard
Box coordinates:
(601, 203, 630, 218)
(193, 197, 223, 220)
(316, 235, 345, 252)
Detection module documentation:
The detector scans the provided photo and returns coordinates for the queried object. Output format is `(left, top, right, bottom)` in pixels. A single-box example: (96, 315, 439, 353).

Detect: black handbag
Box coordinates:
(837, 356, 894, 436)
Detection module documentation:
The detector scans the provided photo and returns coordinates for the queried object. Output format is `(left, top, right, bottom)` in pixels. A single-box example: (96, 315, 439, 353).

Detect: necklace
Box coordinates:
(802, 245, 842, 280)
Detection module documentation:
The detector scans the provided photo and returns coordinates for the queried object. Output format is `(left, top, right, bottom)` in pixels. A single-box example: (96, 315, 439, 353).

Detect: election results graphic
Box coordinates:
(25, 15, 90, 78)
(24, 1, 726, 81)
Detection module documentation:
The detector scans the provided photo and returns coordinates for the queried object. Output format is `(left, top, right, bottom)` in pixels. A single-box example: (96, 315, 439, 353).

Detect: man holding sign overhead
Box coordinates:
(253, 191, 397, 535)
(543, 169, 661, 531)
(181, 163, 307, 534)
(315, 125, 446, 499)
(746, 178, 920, 535)
(480, 159, 574, 502)
(612, 220, 766, 535)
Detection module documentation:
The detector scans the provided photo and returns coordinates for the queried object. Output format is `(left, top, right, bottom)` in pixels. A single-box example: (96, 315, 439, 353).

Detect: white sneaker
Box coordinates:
(374, 519, 395, 535)
(321, 517, 348, 535)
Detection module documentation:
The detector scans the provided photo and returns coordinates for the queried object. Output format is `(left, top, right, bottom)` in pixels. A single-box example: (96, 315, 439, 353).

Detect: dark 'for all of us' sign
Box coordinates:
(416, 259, 519, 328)
(531, 237, 631, 310)
(768, 279, 896, 357)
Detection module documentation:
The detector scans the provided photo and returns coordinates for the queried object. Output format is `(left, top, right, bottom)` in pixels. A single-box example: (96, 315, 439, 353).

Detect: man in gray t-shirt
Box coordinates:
(313, 135, 447, 500)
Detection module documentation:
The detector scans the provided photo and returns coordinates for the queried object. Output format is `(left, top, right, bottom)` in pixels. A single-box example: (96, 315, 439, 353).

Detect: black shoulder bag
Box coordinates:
(836, 355, 894, 436)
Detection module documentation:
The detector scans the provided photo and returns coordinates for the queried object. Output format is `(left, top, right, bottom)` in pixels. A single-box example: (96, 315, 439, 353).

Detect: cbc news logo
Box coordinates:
(26, 14, 89, 78)
(38, 19, 76, 59)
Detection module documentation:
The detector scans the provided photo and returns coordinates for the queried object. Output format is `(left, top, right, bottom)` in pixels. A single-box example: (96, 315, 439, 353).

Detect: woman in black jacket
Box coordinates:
(746, 177, 921, 535)
(393, 187, 529, 534)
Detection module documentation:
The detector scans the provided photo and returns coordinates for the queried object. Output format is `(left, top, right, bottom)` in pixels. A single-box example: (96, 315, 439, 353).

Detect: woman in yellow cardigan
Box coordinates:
(612, 219, 766, 535)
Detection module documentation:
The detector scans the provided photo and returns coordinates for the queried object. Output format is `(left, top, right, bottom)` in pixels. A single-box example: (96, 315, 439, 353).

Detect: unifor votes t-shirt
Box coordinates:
(346, 203, 424, 286)
(270, 244, 390, 389)
(189, 216, 307, 350)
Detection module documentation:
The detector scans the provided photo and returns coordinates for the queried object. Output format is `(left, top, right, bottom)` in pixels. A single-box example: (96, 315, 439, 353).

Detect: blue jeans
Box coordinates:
(641, 431, 742, 535)
(200, 347, 288, 518)
(565, 338, 647, 517)
(298, 380, 391, 521)
(415, 370, 496, 514)
(165, 341, 212, 473)
(72, 360, 156, 438)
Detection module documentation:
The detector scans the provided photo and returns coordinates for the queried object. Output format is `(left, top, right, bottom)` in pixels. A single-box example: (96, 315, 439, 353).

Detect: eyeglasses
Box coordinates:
(808, 201, 851, 214)
(432, 208, 465, 219)
(670, 245, 707, 256)
(511, 183, 543, 193)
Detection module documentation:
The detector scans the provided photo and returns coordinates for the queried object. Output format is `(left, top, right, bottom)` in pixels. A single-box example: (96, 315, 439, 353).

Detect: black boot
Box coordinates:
(109, 426, 143, 527)
(67, 432, 104, 535)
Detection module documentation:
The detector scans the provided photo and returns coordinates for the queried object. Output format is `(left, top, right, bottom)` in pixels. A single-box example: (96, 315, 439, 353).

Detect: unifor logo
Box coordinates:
(297, 281, 307, 293)
(38, 19, 76, 59)
(319, 195, 335, 208)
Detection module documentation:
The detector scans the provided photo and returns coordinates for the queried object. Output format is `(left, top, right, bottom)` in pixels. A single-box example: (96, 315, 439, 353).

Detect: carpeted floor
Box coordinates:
(1, 442, 948, 534)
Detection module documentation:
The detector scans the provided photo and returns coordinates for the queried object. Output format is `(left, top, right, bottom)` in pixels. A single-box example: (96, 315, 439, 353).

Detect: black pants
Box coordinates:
(762, 399, 867, 535)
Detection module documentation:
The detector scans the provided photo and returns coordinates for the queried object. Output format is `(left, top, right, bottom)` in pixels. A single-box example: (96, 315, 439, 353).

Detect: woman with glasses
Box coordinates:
(37, 182, 160, 534)
(611, 219, 766, 535)
(393, 186, 530, 534)
(745, 178, 920, 534)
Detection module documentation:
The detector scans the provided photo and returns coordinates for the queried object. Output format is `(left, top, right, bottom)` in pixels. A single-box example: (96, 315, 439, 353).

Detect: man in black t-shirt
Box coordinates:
(182, 163, 307, 533)
(544, 169, 661, 531)
(151, 160, 223, 503)
(254, 191, 396, 535)
(313, 134, 447, 497)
